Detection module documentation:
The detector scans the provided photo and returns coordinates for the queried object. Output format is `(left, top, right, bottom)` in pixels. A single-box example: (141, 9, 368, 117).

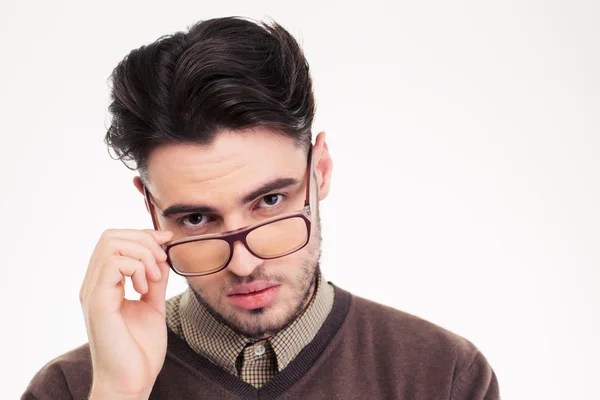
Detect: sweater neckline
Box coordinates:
(165, 283, 352, 399)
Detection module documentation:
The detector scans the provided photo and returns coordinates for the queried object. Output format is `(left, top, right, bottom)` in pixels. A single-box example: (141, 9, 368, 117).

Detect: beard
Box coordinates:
(188, 211, 322, 340)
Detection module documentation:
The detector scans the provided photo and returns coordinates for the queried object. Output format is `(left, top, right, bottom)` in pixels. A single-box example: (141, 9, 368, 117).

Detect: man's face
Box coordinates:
(141, 129, 329, 339)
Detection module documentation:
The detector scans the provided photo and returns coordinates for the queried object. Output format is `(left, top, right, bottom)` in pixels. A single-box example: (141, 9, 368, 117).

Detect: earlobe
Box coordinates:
(316, 157, 333, 201)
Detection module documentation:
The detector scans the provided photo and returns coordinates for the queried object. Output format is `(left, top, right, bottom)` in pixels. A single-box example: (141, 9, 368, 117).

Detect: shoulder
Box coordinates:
(341, 290, 499, 398)
(23, 344, 92, 399)
(348, 291, 478, 358)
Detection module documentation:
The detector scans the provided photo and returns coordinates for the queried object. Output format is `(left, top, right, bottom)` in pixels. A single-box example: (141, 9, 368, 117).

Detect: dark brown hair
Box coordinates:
(104, 16, 315, 179)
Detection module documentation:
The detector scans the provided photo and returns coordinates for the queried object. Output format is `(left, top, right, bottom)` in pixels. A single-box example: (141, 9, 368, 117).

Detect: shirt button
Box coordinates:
(254, 344, 265, 356)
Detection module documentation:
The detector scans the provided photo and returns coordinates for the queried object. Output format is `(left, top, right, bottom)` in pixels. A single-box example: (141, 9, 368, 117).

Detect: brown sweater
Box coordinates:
(23, 285, 500, 399)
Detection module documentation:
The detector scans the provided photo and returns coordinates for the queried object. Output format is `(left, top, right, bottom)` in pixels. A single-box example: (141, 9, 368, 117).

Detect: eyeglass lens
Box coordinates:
(168, 216, 308, 274)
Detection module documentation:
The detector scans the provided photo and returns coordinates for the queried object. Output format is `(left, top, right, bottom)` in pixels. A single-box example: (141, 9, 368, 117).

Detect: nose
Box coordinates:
(226, 240, 263, 277)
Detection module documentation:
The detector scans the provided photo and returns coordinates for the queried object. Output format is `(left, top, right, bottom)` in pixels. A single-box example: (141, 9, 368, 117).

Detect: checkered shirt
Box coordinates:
(165, 271, 335, 388)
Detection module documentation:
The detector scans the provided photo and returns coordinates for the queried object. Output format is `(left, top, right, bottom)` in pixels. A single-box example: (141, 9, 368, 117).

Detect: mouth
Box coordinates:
(227, 281, 278, 296)
(227, 283, 281, 310)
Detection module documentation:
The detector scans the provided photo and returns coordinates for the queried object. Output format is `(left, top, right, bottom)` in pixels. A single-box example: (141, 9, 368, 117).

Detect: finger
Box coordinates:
(104, 238, 162, 281)
(80, 237, 112, 304)
(84, 255, 148, 317)
(80, 229, 173, 304)
(96, 255, 149, 295)
(140, 260, 170, 315)
(105, 229, 173, 264)
(118, 256, 149, 294)
(143, 229, 174, 245)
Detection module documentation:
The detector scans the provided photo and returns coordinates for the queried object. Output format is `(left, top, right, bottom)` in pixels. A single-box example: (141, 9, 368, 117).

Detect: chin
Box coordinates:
(230, 304, 296, 337)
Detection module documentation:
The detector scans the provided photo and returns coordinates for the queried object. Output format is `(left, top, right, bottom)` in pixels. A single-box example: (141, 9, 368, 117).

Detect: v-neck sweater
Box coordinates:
(23, 284, 500, 399)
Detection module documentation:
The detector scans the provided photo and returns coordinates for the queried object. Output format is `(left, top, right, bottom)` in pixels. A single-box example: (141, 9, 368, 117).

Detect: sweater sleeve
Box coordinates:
(22, 361, 76, 400)
(22, 345, 93, 400)
(450, 349, 500, 400)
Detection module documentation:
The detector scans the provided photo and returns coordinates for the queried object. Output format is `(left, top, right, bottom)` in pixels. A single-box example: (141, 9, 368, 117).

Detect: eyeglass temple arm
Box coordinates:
(305, 147, 314, 208)
(143, 185, 161, 231)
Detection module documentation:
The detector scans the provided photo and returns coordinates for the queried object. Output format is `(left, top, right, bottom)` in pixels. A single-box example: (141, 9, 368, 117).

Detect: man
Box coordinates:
(23, 17, 499, 399)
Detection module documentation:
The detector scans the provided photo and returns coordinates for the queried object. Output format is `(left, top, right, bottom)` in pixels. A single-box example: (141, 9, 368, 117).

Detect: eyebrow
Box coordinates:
(160, 177, 300, 218)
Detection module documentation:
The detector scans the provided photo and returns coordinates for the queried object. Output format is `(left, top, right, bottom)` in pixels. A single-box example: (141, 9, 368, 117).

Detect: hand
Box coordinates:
(79, 229, 174, 400)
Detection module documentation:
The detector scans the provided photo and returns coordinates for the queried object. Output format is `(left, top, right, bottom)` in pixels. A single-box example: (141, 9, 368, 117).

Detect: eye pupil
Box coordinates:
(189, 215, 203, 224)
(265, 194, 279, 205)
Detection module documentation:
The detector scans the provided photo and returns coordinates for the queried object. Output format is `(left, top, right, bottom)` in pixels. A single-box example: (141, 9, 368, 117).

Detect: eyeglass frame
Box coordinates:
(142, 148, 314, 277)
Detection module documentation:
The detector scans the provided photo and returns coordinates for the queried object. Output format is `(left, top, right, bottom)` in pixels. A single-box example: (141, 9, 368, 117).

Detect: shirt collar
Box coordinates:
(170, 269, 335, 375)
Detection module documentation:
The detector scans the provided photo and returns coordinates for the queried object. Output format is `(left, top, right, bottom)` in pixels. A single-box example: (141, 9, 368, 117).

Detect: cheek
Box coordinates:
(277, 225, 319, 271)
(273, 247, 307, 268)
(187, 275, 222, 297)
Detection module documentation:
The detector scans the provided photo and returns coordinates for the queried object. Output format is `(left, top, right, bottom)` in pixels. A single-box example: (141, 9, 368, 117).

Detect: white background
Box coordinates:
(1, 1, 599, 398)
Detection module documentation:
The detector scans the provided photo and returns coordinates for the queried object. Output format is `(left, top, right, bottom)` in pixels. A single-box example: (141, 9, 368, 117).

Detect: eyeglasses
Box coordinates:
(143, 149, 313, 277)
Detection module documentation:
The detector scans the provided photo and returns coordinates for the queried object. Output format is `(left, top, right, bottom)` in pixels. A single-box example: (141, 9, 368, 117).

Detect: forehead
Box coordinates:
(145, 129, 306, 207)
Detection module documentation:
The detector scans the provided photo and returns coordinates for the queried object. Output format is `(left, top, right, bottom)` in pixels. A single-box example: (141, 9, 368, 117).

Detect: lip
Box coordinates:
(227, 282, 279, 296)
(227, 282, 281, 310)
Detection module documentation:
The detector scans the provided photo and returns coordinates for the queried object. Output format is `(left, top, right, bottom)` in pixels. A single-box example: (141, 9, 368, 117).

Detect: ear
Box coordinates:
(133, 176, 150, 213)
(312, 131, 333, 201)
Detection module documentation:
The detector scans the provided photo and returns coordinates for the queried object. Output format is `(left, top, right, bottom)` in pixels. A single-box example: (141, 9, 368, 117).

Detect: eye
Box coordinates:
(179, 214, 209, 228)
(258, 194, 284, 208)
